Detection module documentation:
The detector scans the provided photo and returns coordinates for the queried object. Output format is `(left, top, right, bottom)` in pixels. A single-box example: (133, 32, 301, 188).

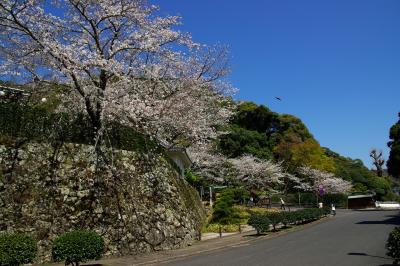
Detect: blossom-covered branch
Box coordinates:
(297, 166, 352, 193)
(0, 0, 235, 146)
(229, 155, 285, 190)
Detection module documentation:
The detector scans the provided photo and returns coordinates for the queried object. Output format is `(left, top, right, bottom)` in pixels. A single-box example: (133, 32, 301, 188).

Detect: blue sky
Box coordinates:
(155, 0, 400, 168)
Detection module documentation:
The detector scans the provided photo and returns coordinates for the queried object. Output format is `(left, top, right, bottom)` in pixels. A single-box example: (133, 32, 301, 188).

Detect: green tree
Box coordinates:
(219, 126, 273, 159)
(290, 139, 336, 172)
(387, 113, 400, 179)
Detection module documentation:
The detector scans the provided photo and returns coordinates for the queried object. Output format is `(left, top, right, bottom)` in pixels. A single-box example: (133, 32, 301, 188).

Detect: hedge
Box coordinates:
(52, 230, 104, 266)
(0, 233, 37, 266)
(248, 208, 330, 233)
(248, 214, 271, 235)
(386, 227, 400, 264)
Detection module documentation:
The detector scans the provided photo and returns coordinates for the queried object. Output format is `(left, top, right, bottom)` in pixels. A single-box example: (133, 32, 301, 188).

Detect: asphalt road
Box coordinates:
(165, 210, 400, 266)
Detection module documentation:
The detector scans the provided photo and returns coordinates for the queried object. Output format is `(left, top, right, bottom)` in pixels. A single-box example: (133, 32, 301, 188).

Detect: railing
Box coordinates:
(0, 85, 31, 102)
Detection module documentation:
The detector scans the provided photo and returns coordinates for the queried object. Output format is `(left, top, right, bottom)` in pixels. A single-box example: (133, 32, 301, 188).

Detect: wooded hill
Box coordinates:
(218, 102, 392, 198)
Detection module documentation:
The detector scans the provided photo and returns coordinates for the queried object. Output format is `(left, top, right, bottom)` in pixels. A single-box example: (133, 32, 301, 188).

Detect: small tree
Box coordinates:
(0, 233, 37, 266)
(210, 188, 241, 225)
(248, 214, 271, 235)
(386, 227, 400, 265)
(52, 230, 104, 266)
(370, 149, 385, 177)
(266, 212, 284, 231)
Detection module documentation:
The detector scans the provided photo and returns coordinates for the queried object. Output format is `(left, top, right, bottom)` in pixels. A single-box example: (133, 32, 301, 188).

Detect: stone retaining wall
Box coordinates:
(0, 139, 205, 263)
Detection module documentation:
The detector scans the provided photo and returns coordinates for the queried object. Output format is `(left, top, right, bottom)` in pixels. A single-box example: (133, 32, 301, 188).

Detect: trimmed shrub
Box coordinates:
(0, 233, 37, 266)
(266, 212, 283, 231)
(211, 189, 241, 224)
(52, 230, 104, 266)
(203, 223, 240, 233)
(281, 212, 297, 227)
(248, 214, 271, 235)
(386, 227, 400, 264)
(291, 208, 326, 224)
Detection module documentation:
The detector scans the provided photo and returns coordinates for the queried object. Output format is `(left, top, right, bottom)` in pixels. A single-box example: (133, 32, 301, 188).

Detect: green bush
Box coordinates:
(247, 208, 326, 233)
(281, 212, 297, 227)
(382, 192, 400, 202)
(211, 189, 241, 224)
(291, 208, 326, 224)
(52, 230, 104, 266)
(266, 212, 283, 231)
(386, 227, 400, 264)
(202, 223, 241, 233)
(0, 233, 37, 266)
(297, 193, 317, 206)
(248, 214, 271, 235)
(321, 193, 347, 208)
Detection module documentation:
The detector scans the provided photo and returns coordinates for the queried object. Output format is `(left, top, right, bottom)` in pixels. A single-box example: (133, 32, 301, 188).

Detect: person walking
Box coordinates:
(331, 204, 336, 216)
(280, 198, 286, 210)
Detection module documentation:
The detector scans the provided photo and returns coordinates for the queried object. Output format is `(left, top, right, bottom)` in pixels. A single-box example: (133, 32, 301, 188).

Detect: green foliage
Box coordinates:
(219, 126, 273, 159)
(0, 102, 157, 152)
(52, 230, 104, 266)
(231, 187, 251, 204)
(321, 193, 347, 208)
(248, 214, 271, 235)
(290, 140, 336, 172)
(387, 113, 400, 178)
(298, 193, 317, 206)
(0, 233, 37, 266)
(282, 211, 300, 226)
(211, 189, 241, 224)
(367, 176, 391, 198)
(233, 103, 280, 135)
(351, 183, 369, 193)
(184, 171, 200, 187)
(265, 212, 284, 231)
(247, 209, 328, 234)
(218, 102, 314, 164)
(202, 223, 241, 233)
(326, 148, 392, 197)
(386, 227, 400, 264)
(293, 208, 327, 222)
(382, 192, 400, 202)
(326, 149, 370, 183)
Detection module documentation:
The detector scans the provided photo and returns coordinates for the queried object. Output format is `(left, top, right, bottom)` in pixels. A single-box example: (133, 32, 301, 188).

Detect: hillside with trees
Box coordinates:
(214, 101, 393, 199)
(387, 113, 400, 179)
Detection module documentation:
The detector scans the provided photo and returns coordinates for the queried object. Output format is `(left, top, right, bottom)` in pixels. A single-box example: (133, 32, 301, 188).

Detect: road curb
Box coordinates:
(85, 216, 333, 266)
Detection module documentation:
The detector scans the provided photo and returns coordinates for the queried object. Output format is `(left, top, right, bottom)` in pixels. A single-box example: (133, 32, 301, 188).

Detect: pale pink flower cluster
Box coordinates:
(0, 0, 235, 146)
(297, 166, 352, 193)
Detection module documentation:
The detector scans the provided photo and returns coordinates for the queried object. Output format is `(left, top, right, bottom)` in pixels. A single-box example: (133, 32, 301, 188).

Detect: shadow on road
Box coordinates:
(348, 252, 390, 260)
(356, 215, 400, 225)
(348, 252, 397, 266)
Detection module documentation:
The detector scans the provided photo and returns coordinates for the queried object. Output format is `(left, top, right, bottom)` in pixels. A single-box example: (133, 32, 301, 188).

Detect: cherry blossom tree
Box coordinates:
(0, 0, 235, 147)
(190, 148, 287, 190)
(189, 145, 234, 183)
(297, 166, 352, 194)
(228, 155, 285, 190)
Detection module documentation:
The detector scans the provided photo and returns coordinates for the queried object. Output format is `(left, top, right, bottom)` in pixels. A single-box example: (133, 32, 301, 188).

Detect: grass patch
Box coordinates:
(202, 205, 282, 233)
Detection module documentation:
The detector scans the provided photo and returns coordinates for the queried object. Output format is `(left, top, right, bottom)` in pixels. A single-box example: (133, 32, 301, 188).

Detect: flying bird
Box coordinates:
(275, 97, 282, 101)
